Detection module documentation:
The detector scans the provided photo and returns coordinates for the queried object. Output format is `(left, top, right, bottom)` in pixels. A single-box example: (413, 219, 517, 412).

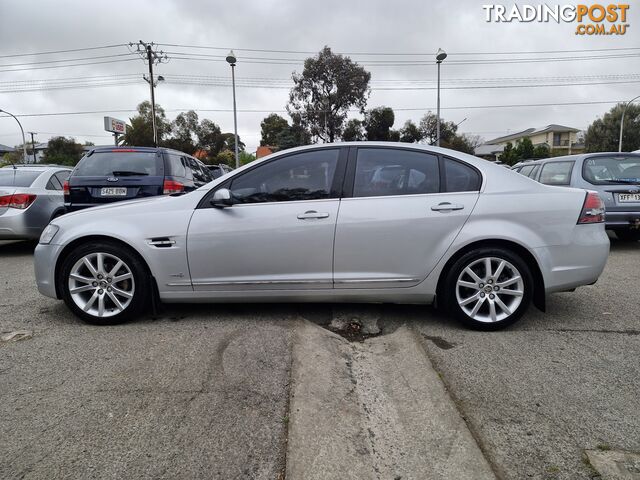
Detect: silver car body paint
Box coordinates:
(0, 167, 71, 240)
(34, 143, 609, 306)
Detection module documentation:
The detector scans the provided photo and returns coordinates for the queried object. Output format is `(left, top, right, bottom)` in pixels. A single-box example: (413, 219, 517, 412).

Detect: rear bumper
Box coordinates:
(605, 210, 640, 229)
(0, 210, 43, 240)
(34, 242, 64, 299)
(534, 224, 609, 294)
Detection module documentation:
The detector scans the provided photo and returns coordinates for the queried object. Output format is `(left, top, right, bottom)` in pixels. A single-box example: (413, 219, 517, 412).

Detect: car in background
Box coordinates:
(207, 163, 233, 179)
(65, 147, 214, 212)
(35, 143, 609, 330)
(0, 165, 71, 240)
(512, 153, 640, 241)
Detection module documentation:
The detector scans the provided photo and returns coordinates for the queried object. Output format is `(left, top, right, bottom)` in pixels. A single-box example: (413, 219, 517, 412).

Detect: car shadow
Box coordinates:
(0, 240, 38, 256)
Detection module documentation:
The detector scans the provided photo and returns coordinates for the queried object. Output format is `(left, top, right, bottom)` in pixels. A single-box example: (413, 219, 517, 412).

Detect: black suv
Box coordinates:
(64, 147, 213, 211)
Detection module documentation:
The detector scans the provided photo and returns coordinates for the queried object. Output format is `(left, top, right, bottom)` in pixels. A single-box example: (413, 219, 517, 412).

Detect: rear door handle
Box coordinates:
(431, 202, 464, 212)
(297, 210, 330, 220)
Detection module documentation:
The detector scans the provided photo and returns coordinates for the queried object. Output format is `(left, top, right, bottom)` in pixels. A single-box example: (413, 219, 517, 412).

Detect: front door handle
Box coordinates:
(431, 202, 464, 212)
(297, 210, 330, 220)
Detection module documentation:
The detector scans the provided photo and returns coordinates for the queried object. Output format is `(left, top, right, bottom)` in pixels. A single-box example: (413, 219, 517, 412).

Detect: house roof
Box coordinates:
(474, 143, 505, 156)
(0, 144, 15, 152)
(485, 124, 580, 145)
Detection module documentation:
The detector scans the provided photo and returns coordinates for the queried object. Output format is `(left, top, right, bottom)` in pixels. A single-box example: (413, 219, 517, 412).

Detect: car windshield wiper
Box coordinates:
(111, 170, 149, 176)
(600, 179, 640, 184)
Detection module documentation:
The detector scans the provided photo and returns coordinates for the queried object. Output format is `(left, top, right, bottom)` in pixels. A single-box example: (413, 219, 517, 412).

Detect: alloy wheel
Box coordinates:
(455, 256, 524, 323)
(67, 252, 135, 318)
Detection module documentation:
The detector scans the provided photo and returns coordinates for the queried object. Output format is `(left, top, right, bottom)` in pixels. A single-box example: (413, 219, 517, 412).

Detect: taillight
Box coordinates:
(0, 193, 37, 209)
(578, 191, 605, 224)
(163, 179, 184, 195)
(63, 180, 70, 195)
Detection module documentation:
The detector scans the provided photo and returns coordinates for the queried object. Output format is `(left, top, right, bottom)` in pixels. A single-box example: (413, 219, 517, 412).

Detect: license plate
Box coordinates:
(100, 187, 127, 197)
(618, 193, 640, 203)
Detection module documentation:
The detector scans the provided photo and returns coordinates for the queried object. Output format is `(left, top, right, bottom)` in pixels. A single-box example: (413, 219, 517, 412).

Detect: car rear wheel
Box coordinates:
(60, 242, 149, 325)
(444, 248, 533, 330)
(616, 230, 640, 242)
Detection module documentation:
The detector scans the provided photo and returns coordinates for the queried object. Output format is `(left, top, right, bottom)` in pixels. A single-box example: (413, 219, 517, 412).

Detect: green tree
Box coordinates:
(123, 101, 171, 147)
(585, 103, 640, 152)
(445, 134, 478, 155)
(43, 136, 84, 166)
(197, 119, 224, 156)
(239, 151, 256, 166)
(287, 46, 371, 142)
(214, 150, 235, 168)
(342, 119, 366, 141)
(399, 120, 422, 143)
(514, 137, 535, 159)
(165, 110, 200, 154)
(500, 142, 519, 166)
(532, 144, 550, 159)
(418, 112, 457, 145)
(364, 106, 395, 141)
(260, 114, 290, 146)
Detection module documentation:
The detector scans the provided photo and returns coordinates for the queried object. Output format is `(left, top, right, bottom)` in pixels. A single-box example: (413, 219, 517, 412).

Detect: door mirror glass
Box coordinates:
(211, 188, 233, 208)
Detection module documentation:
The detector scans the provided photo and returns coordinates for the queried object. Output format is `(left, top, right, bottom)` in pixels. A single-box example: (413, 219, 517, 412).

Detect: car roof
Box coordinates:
(1, 165, 70, 172)
(88, 146, 194, 155)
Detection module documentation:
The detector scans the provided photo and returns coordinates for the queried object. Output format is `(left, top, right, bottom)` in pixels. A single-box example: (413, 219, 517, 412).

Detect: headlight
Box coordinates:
(39, 224, 59, 244)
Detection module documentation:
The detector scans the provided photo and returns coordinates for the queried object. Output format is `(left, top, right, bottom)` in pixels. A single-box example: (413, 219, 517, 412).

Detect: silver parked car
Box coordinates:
(512, 153, 640, 241)
(34, 143, 609, 330)
(0, 165, 71, 240)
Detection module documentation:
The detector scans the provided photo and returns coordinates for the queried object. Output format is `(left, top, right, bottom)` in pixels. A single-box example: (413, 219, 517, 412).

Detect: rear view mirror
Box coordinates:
(210, 188, 233, 208)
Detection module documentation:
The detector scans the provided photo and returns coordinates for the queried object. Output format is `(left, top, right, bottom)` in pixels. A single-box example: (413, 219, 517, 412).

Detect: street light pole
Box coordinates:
(435, 48, 447, 147)
(618, 94, 640, 153)
(0, 109, 28, 163)
(226, 50, 239, 169)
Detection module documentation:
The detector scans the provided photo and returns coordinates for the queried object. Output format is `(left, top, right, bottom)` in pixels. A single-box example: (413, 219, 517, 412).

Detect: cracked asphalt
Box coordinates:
(1, 238, 638, 479)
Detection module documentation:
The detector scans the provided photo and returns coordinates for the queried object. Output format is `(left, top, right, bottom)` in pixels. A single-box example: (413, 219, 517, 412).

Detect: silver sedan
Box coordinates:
(34, 143, 610, 329)
(0, 166, 71, 240)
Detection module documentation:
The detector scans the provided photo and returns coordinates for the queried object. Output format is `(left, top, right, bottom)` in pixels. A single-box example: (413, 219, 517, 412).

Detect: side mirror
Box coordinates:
(210, 188, 233, 208)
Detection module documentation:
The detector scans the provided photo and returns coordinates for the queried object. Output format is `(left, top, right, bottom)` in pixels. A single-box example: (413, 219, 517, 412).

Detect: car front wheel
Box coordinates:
(445, 248, 533, 330)
(60, 241, 149, 325)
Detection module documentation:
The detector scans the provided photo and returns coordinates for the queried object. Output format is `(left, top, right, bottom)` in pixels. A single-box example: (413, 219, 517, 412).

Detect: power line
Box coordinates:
(0, 52, 137, 68)
(0, 43, 127, 59)
(0, 58, 140, 73)
(158, 43, 640, 56)
(0, 100, 626, 120)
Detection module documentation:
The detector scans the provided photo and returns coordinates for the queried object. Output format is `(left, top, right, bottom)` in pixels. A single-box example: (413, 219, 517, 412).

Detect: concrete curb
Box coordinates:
(285, 320, 497, 480)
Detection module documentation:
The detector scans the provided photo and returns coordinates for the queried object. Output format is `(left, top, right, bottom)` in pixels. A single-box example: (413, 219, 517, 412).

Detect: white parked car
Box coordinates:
(34, 143, 609, 330)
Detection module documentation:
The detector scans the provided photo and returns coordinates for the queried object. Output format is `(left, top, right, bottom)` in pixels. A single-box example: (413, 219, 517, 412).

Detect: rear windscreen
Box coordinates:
(74, 151, 161, 176)
(583, 156, 640, 185)
(0, 170, 41, 187)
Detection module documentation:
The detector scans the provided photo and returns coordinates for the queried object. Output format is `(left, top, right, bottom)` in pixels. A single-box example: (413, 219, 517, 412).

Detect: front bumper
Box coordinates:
(34, 243, 65, 299)
(534, 223, 610, 294)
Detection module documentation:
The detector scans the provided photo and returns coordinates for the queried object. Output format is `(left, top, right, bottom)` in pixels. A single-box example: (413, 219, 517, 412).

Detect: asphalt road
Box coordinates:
(1, 238, 639, 479)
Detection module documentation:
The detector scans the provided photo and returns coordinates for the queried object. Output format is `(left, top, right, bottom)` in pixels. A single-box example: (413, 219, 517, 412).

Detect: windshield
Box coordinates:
(0, 170, 42, 187)
(583, 155, 640, 185)
(74, 151, 161, 177)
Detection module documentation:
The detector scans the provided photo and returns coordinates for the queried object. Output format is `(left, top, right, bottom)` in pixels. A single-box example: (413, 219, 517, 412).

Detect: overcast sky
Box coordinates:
(0, 0, 638, 153)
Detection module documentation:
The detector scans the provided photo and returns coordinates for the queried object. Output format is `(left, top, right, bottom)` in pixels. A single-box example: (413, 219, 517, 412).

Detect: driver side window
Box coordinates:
(229, 149, 340, 204)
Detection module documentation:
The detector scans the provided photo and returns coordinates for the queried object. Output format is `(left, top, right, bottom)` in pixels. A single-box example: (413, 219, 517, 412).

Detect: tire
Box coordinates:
(444, 248, 533, 330)
(59, 241, 150, 325)
(616, 230, 640, 242)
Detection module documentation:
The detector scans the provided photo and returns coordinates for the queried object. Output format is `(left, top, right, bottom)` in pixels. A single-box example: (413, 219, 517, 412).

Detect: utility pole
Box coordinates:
(28, 132, 37, 164)
(130, 41, 168, 147)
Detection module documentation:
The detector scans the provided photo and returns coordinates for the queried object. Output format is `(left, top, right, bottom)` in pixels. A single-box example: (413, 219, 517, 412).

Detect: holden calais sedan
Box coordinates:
(34, 143, 609, 330)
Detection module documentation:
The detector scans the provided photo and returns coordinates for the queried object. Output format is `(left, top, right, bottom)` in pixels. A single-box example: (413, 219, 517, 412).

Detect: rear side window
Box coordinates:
(354, 148, 439, 197)
(444, 157, 481, 192)
(166, 153, 186, 177)
(539, 161, 574, 185)
(583, 155, 640, 185)
(519, 165, 535, 177)
(74, 151, 161, 176)
(528, 164, 541, 179)
(0, 170, 41, 187)
(46, 174, 62, 190)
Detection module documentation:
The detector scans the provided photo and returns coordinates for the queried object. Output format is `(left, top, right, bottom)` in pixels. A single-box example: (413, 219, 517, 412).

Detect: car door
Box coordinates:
(333, 147, 481, 289)
(187, 147, 347, 291)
